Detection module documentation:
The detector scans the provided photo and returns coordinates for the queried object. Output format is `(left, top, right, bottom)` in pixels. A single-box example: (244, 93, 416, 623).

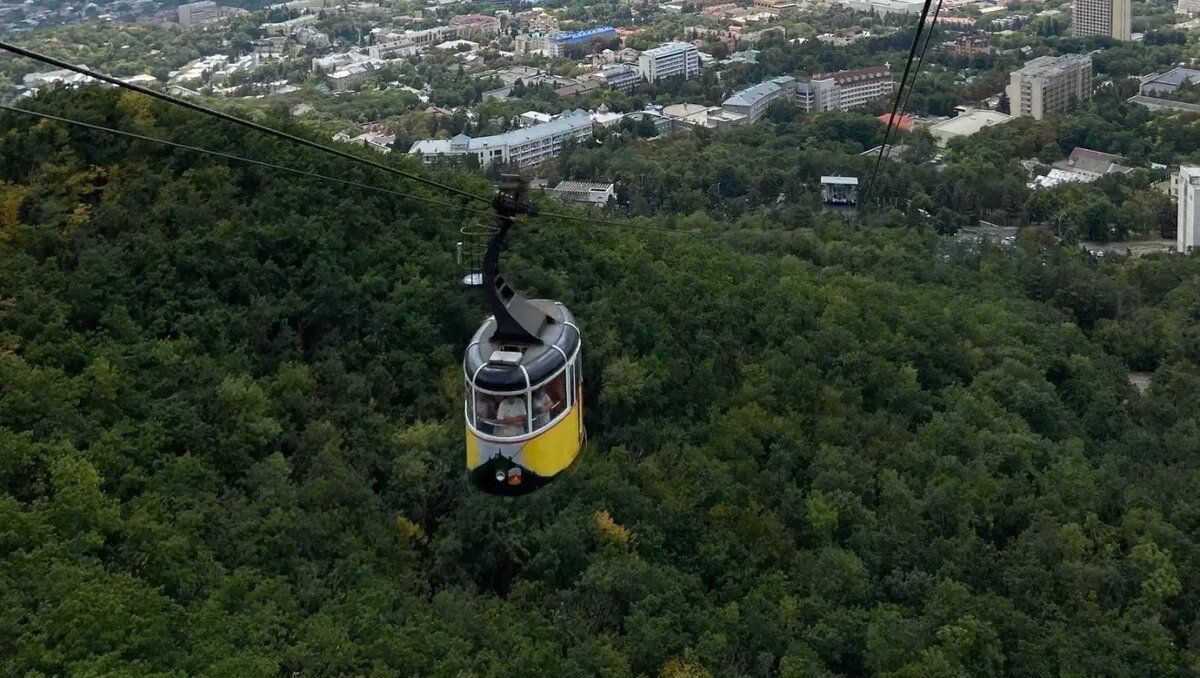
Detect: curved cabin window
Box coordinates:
(532, 372, 568, 431)
(470, 385, 530, 438)
(565, 362, 575, 408)
(465, 378, 478, 429)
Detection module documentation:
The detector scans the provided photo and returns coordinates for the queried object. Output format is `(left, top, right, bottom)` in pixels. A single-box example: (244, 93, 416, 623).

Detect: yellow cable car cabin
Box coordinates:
(464, 303, 583, 495)
(463, 176, 584, 495)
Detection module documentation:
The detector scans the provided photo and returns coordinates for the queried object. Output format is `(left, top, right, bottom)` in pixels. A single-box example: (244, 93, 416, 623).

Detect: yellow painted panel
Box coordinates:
(465, 391, 585, 478)
(521, 403, 583, 476)
(466, 428, 481, 468)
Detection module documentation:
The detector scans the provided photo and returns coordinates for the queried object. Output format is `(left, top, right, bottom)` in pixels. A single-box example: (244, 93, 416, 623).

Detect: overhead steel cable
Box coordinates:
(861, 0, 937, 210)
(0, 41, 700, 235)
(0, 103, 689, 234)
(0, 103, 497, 217)
(898, 0, 945, 130)
(0, 39, 492, 206)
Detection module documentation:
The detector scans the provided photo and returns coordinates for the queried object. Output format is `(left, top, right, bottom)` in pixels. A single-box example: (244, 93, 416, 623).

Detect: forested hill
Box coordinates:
(5, 88, 1200, 677)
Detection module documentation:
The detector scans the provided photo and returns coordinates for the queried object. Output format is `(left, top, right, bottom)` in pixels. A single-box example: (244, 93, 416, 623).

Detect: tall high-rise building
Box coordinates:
(1005, 54, 1092, 120)
(637, 42, 700, 83)
(1073, 0, 1131, 40)
(1178, 167, 1200, 252)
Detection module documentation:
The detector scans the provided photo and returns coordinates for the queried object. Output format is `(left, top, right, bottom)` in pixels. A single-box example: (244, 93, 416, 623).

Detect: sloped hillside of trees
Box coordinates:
(4, 88, 1200, 677)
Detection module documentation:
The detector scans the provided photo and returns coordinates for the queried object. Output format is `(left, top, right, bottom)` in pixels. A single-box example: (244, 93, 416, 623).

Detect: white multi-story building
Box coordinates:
(796, 77, 837, 112)
(722, 76, 796, 124)
(832, 66, 894, 109)
(406, 26, 457, 49)
(177, 0, 219, 26)
(638, 42, 700, 83)
(595, 65, 640, 93)
(842, 0, 926, 14)
(1073, 0, 1130, 40)
(1179, 167, 1200, 252)
(1005, 54, 1092, 120)
(409, 110, 594, 167)
(795, 66, 893, 112)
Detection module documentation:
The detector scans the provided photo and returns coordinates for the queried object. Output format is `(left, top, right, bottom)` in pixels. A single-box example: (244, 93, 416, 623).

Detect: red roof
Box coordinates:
(877, 113, 913, 132)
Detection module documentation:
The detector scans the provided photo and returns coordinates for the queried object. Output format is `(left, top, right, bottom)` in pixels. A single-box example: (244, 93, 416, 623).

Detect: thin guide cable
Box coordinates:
(862, 0, 936, 209)
(0, 103, 495, 216)
(0, 39, 491, 205)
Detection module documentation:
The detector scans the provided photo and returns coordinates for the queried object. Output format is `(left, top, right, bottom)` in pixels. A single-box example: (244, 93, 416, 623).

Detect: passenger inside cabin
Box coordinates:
(533, 376, 566, 430)
(493, 394, 528, 437)
(533, 389, 553, 430)
(474, 393, 497, 434)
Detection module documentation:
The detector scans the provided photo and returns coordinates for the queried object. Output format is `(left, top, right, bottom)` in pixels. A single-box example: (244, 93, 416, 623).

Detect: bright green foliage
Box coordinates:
(4, 88, 1200, 676)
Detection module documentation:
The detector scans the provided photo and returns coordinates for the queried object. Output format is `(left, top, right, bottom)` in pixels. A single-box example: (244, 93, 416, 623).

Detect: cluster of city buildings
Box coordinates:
(18, 65, 160, 96)
(403, 57, 898, 169)
(0, 0, 155, 32)
(307, 20, 502, 90)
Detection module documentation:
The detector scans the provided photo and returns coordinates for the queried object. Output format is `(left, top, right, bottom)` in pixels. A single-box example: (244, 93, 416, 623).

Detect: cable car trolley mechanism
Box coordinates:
(463, 176, 584, 495)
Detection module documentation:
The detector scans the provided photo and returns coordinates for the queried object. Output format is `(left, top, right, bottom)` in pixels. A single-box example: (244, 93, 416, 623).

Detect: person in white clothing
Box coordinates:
(493, 395, 528, 437)
(532, 389, 553, 430)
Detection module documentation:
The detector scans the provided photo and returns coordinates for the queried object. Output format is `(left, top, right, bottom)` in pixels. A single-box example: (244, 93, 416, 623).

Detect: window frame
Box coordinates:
(463, 343, 580, 442)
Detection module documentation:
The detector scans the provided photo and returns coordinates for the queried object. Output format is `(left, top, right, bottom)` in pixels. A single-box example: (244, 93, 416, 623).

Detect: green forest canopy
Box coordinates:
(4, 88, 1200, 676)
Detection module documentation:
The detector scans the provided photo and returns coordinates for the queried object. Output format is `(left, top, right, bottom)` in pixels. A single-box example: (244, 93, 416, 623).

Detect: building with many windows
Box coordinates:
(589, 65, 640, 93)
(406, 26, 457, 48)
(795, 66, 893, 112)
(722, 76, 796, 124)
(753, 0, 798, 12)
(548, 27, 617, 57)
(450, 13, 501, 39)
(638, 42, 700, 83)
(408, 110, 593, 167)
(327, 62, 377, 91)
(1072, 0, 1131, 40)
(1005, 54, 1092, 119)
(1179, 166, 1200, 252)
(177, 0, 219, 26)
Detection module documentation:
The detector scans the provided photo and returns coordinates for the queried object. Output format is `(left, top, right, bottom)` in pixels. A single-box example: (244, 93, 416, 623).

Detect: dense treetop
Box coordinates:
(4, 88, 1200, 676)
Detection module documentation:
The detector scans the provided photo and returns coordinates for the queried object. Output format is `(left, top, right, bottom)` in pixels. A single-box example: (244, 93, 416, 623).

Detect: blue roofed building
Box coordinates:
(548, 27, 617, 57)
